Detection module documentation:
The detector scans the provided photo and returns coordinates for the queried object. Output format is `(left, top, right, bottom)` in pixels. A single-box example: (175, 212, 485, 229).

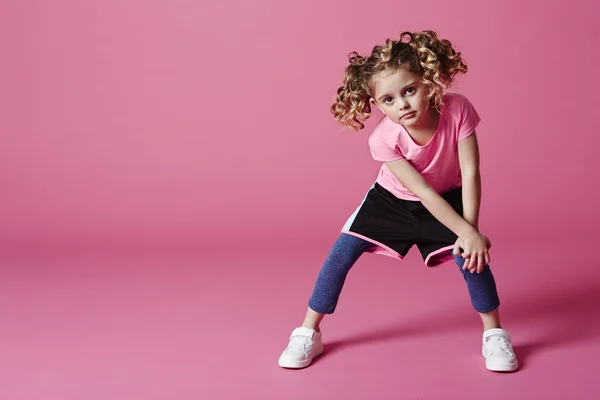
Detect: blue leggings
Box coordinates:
(308, 233, 500, 314)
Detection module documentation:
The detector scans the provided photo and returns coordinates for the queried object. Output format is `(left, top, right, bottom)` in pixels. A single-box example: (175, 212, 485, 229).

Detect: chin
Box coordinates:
(404, 115, 422, 126)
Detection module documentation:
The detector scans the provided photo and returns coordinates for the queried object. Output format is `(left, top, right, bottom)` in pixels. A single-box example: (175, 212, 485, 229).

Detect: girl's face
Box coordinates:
(369, 66, 437, 129)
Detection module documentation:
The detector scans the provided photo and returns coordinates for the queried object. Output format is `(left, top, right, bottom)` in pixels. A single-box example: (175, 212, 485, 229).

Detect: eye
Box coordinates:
(405, 87, 416, 95)
(383, 96, 394, 104)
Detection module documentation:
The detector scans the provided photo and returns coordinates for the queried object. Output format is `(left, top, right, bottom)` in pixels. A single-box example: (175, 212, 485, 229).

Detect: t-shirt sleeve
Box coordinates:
(457, 96, 481, 141)
(368, 130, 405, 162)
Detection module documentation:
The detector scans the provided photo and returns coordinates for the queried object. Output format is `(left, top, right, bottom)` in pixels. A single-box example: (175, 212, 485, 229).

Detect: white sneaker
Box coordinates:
(278, 327, 323, 369)
(482, 328, 519, 372)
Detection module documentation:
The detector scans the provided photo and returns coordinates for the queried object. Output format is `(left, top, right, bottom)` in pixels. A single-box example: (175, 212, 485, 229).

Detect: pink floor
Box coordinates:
(2, 236, 599, 399)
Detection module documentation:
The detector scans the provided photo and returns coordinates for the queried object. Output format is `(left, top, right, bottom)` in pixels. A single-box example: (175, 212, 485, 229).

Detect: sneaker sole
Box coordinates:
(278, 348, 323, 369)
(485, 359, 519, 372)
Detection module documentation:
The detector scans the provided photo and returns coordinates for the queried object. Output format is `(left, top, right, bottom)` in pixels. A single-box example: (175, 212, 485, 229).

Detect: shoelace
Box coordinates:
(289, 336, 312, 354)
(486, 335, 513, 356)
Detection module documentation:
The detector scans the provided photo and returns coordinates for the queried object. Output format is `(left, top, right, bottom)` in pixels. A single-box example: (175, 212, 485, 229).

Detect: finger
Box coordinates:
(484, 252, 490, 266)
(477, 253, 485, 273)
(469, 253, 477, 271)
(471, 258, 479, 274)
(473, 254, 480, 273)
(453, 243, 461, 256)
(468, 254, 477, 273)
(462, 254, 470, 270)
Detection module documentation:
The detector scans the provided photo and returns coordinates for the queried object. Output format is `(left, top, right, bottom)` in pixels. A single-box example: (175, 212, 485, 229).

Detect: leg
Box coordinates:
(304, 233, 374, 330)
(479, 307, 502, 331)
(278, 233, 373, 369)
(301, 307, 326, 332)
(452, 253, 518, 371)
(452, 253, 501, 331)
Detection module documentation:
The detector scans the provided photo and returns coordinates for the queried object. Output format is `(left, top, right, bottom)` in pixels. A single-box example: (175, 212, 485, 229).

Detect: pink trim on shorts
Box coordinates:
(343, 230, 457, 267)
(341, 230, 404, 260)
(424, 245, 456, 267)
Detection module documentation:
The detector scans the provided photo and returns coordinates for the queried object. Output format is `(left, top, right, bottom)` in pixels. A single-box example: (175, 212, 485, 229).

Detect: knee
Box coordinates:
(452, 252, 465, 268)
(453, 253, 493, 276)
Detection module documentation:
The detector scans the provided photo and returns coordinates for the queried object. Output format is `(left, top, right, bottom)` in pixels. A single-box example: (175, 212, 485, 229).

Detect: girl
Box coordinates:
(278, 31, 518, 372)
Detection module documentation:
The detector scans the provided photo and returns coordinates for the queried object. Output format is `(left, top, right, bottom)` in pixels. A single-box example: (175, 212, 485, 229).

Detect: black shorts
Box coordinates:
(341, 183, 463, 267)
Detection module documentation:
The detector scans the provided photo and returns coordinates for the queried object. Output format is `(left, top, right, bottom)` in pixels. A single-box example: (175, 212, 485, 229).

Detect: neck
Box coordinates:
(405, 108, 440, 135)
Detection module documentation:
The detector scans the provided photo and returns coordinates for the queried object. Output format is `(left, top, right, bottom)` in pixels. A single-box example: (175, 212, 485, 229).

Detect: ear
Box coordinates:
(370, 98, 384, 114)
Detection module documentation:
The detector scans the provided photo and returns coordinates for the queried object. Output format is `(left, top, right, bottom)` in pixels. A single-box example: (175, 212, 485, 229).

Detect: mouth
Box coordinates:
(400, 111, 416, 120)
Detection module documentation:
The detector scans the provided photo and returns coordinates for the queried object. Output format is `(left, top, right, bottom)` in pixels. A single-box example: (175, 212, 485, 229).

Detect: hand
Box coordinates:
(453, 233, 491, 274)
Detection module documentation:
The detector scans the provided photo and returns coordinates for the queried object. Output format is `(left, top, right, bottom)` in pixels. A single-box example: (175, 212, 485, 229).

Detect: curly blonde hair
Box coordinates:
(330, 30, 468, 131)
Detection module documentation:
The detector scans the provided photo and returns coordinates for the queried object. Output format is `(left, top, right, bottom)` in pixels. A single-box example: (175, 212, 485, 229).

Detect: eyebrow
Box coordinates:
(377, 81, 418, 101)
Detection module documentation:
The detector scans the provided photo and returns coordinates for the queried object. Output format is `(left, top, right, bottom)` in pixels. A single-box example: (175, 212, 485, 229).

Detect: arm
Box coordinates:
(385, 147, 490, 273)
(384, 159, 478, 239)
(457, 132, 481, 230)
(456, 131, 491, 271)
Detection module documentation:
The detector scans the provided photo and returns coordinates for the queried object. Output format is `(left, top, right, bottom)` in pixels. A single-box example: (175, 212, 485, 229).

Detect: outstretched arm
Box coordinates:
(457, 132, 482, 231)
(385, 147, 489, 273)
(384, 159, 477, 239)
(455, 131, 491, 272)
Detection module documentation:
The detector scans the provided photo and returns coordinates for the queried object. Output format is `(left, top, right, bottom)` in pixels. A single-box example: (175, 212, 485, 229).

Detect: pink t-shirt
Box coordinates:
(368, 92, 481, 201)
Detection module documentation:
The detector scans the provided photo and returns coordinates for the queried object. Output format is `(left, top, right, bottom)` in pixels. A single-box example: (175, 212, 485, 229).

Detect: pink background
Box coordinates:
(1, 0, 599, 399)
(3, 0, 599, 254)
